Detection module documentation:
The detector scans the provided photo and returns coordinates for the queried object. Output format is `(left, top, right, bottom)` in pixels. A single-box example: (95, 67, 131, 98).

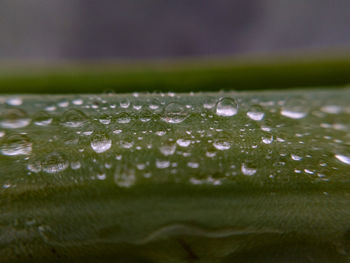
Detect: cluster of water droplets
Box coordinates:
(0, 90, 349, 189)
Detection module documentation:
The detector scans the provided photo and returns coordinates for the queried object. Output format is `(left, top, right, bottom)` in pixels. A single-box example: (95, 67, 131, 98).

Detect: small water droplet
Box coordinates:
(120, 98, 130, 109)
(213, 137, 231, 150)
(0, 109, 30, 129)
(156, 159, 170, 169)
(71, 161, 81, 170)
(280, 96, 309, 119)
(291, 154, 302, 161)
(116, 112, 131, 124)
(97, 173, 106, 180)
(159, 141, 176, 156)
(41, 152, 69, 174)
(262, 135, 274, 144)
(6, 97, 23, 106)
(162, 102, 188, 124)
(72, 98, 83, 105)
(247, 105, 264, 121)
(176, 138, 191, 147)
(0, 134, 32, 156)
(91, 133, 112, 153)
(62, 109, 87, 128)
(187, 162, 199, 168)
(33, 111, 52, 126)
(215, 97, 238, 117)
(114, 165, 136, 187)
(241, 163, 257, 176)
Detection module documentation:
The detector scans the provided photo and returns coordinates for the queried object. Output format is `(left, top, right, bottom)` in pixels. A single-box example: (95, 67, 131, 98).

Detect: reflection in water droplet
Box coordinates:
(335, 154, 350, 165)
(241, 163, 257, 176)
(41, 152, 69, 173)
(215, 97, 238, 117)
(0, 109, 30, 129)
(0, 134, 32, 156)
(162, 102, 188, 124)
(114, 165, 136, 187)
(62, 109, 87, 128)
(91, 133, 112, 153)
(120, 99, 130, 109)
(247, 105, 264, 121)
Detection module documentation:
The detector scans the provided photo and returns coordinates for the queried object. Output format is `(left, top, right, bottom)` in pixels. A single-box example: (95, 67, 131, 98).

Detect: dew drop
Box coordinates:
(116, 112, 131, 124)
(241, 163, 257, 176)
(215, 97, 238, 117)
(97, 173, 106, 180)
(71, 161, 81, 170)
(0, 134, 32, 156)
(247, 105, 264, 121)
(280, 96, 309, 119)
(213, 138, 231, 150)
(120, 98, 130, 109)
(6, 97, 23, 106)
(176, 138, 191, 147)
(291, 154, 302, 161)
(156, 159, 170, 169)
(159, 141, 176, 156)
(62, 109, 87, 128)
(91, 133, 112, 153)
(162, 102, 188, 124)
(33, 111, 52, 126)
(262, 135, 274, 144)
(41, 152, 69, 174)
(114, 165, 136, 187)
(0, 109, 30, 129)
(335, 154, 350, 165)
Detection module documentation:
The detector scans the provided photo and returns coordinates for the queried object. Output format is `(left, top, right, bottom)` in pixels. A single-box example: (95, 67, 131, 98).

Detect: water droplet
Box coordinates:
(120, 98, 130, 109)
(291, 154, 302, 161)
(97, 173, 106, 180)
(91, 133, 112, 153)
(62, 109, 87, 128)
(6, 97, 22, 106)
(33, 111, 52, 126)
(247, 105, 264, 121)
(41, 152, 69, 173)
(114, 165, 136, 187)
(0, 134, 32, 156)
(27, 158, 41, 173)
(70, 161, 81, 170)
(280, 97, 309, 119)
(335, 154, 350, 165)
(241, 163, 257, 176)
(262, 135, 274, 144)
(321, 105, 342, 114)
(72, 98, 83, 105)
(149, 98, 161, 111)
(187, 162, 199, 168)
(176, 138, 191, 147)
(215, 97, 238, 117)
(120, 138, 134, 149)
(156, 159, 170, 169)
(0, 109, 30, 129)
(99, 115, 111, 125)
(116, 112, 131, 124)
(213, 137, 231, 150)
(162, 102, 188, 124)
(159, 141, 176, 156)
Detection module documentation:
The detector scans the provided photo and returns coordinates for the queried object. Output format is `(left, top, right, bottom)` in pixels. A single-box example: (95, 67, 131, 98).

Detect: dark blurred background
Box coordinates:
(1, 0, 350, 60)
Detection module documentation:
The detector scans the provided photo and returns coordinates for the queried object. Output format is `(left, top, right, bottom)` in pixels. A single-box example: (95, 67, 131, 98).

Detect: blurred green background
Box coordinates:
(1, 0, 350, 93)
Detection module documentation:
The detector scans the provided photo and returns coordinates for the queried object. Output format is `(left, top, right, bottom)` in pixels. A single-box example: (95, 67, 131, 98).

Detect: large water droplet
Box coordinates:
(0, 109, 30, 129)
(62, 109, 87, 128)
(0, 134, 32, 156)
(162, 102, 188, 124)
(41, 152, 69, 173)
(91, 133, 112, 153)
(247, 105, 264, 121)
(215, 97, 238, 117)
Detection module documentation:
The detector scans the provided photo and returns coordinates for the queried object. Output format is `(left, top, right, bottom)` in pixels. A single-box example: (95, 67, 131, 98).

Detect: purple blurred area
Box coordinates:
(1, 0, 350, 60)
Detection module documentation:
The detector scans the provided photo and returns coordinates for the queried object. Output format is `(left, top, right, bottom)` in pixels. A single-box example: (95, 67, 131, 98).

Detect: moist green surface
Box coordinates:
(1, 89, 350, 262)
